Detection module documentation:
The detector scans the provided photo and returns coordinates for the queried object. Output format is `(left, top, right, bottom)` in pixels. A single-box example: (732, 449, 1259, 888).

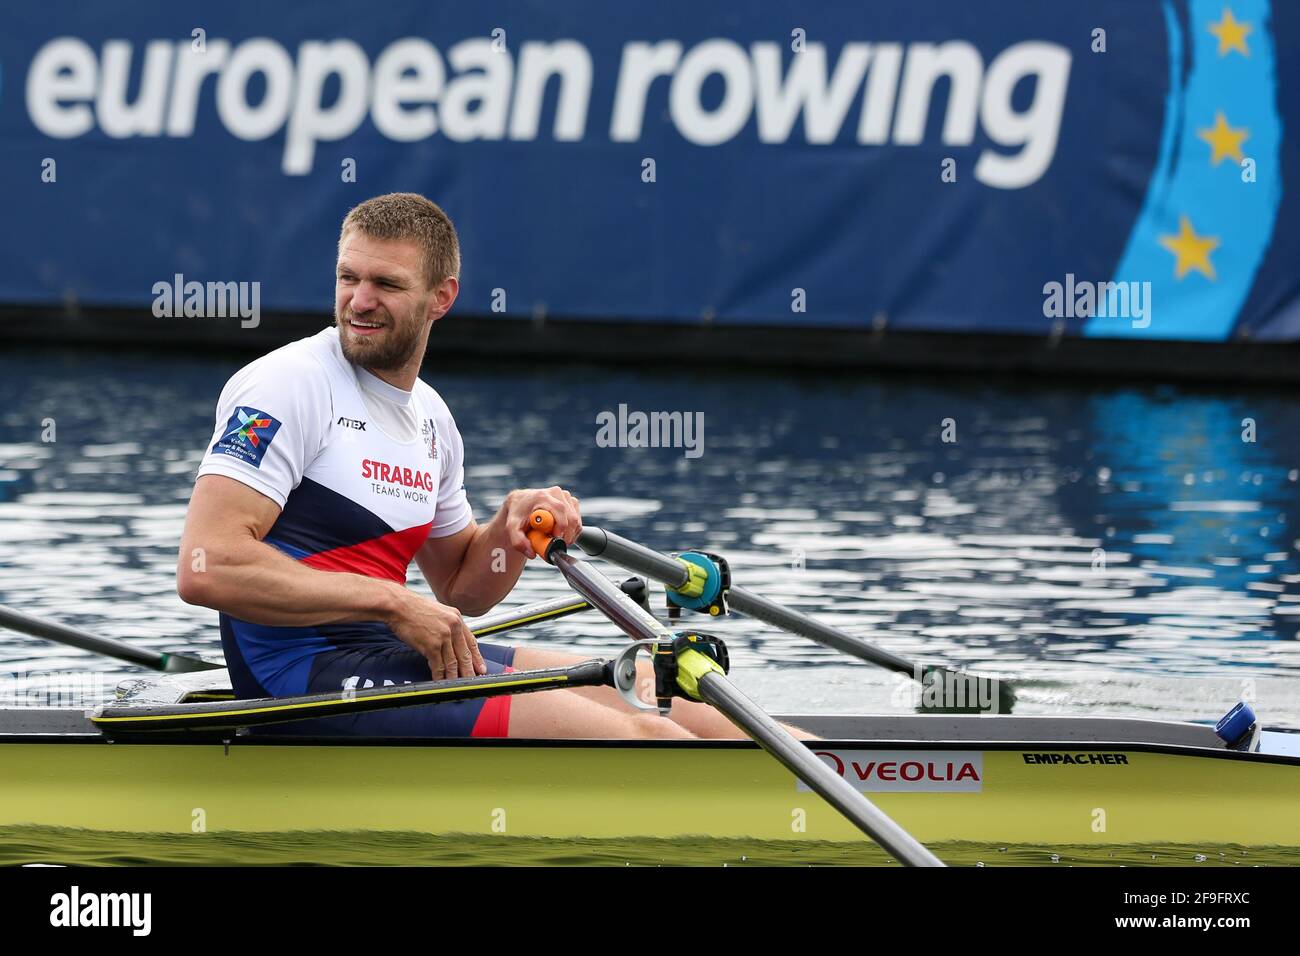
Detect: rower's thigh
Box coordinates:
(513, 645, 657, 711)
(507, 688, 693, 739)
(514, 646, 657, 706)
(511, 646, 587, 670)
(513, 647, 656, 700)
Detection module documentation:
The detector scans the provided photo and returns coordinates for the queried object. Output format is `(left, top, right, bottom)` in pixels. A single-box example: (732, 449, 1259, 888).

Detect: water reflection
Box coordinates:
(0, 348, 1297, 721)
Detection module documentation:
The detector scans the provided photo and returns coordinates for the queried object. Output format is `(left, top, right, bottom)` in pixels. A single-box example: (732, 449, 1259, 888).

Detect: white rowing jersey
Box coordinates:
(195, 326, 474, 697)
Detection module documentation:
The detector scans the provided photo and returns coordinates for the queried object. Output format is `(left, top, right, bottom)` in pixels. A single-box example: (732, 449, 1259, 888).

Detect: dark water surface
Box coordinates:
(1, 345, 1299, 727)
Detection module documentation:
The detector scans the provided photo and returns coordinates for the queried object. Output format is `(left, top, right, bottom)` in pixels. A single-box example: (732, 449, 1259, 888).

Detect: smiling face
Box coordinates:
(334, 229, 457, 384)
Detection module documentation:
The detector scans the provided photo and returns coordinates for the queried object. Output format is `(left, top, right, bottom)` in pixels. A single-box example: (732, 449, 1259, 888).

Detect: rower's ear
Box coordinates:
(429, 276, 459, 323)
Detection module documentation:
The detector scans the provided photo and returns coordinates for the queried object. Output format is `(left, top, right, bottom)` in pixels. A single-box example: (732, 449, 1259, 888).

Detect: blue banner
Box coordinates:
(1, 1, 1297, 341)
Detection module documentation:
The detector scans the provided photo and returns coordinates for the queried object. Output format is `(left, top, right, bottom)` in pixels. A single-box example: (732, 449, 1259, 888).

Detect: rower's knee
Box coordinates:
(627, 712, 696, 740)
(782, 722, 819, 741)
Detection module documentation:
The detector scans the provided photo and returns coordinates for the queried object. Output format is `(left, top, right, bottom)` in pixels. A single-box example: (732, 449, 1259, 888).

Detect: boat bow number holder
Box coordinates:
(1215, 700, 1261, 752)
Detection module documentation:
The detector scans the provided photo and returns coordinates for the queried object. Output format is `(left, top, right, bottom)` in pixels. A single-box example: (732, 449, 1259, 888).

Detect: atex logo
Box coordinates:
(50, 886, 151, 936)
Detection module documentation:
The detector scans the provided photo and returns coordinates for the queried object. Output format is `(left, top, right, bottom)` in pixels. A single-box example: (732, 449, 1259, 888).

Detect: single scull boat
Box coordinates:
(0, 521, 1295, 854)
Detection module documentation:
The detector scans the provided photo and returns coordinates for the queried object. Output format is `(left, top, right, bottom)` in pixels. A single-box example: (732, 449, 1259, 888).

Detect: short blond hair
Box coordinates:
(339, 193, 461, 287)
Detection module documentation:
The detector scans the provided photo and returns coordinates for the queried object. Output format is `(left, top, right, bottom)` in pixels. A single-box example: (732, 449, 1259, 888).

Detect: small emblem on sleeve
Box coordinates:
(421, 418, 439, 459)
(211, 407, 282, 468)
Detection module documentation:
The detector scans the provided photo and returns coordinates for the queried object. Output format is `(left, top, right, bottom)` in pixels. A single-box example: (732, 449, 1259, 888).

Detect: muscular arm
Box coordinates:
(176, 475, 404, 626)
(416, 486, 583, 618)
(177, 475, 485, 678)
(416, 512, 526, 619)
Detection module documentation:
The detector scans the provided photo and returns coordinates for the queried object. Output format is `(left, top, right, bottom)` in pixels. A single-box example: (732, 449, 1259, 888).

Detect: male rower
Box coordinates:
(178, 192, 807, 741)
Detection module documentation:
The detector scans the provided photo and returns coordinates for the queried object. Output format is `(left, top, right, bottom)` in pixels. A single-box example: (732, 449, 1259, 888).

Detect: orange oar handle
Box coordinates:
(527, 509, 564, 563)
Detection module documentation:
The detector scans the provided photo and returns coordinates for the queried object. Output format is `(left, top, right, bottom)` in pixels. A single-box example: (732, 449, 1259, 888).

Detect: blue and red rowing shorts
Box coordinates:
(252, 641, 518, 738)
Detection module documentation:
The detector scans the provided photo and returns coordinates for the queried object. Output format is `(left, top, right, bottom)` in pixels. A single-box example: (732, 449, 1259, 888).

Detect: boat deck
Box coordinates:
(3, 707, 1298, 763)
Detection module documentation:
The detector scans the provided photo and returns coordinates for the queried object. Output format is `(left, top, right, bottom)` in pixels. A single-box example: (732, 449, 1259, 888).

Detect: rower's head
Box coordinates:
(334, 192, 461, 379)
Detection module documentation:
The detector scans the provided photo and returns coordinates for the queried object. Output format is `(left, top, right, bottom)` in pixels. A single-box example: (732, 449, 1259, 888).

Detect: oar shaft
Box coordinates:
(2, 583, 630, 678)
(0, 603, 214, 672)
(551, 554, 672, 642)
(468, 577, 648, 639)
(727, 585, 915, 676)
(576, 527, 915, 675)
(543, 516, 943, 865)
(578, 527, 689, 588)
(468, 594, 593, 639)
(694, 670, 943, 866)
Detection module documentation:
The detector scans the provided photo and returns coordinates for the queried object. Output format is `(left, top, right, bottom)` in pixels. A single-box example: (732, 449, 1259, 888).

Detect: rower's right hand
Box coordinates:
(389, 592, 486, 680)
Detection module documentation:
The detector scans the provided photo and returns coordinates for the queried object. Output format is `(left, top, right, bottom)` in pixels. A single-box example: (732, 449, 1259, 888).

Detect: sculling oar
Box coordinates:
(0, 583, 643, 678)
(529, 511, 945, 867)
(467, 577, 648, 638)
(577, 526, 1014, 714)
(0, 603, 220, 673)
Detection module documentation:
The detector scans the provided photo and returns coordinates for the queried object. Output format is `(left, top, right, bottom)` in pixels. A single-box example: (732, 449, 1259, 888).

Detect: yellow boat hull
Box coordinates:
(4, 738, 1298, 847)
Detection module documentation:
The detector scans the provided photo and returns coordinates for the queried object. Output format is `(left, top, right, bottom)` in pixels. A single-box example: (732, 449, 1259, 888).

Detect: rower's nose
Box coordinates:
(350, 281, 381, 314)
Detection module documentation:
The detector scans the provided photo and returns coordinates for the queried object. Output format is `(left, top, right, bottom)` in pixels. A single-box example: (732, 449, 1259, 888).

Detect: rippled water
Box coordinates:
(1, 346, 1299, 727)
(3, 828, 1296, 868)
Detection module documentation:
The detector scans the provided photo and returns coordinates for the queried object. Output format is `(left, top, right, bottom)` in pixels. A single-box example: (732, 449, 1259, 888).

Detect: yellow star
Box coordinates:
(1159, 215, 1220, 280)
(1208, 8, 1252, 57)
(1197, 111, 1249, 165)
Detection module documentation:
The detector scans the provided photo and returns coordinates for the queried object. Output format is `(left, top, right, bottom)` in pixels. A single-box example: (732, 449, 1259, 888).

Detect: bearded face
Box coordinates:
(334, 232, 438, 374)
(335, 298, 428, 372)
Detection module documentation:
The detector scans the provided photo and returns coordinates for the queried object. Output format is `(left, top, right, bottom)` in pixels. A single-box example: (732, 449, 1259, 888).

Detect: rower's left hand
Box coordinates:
(504, 486, 582, 558)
